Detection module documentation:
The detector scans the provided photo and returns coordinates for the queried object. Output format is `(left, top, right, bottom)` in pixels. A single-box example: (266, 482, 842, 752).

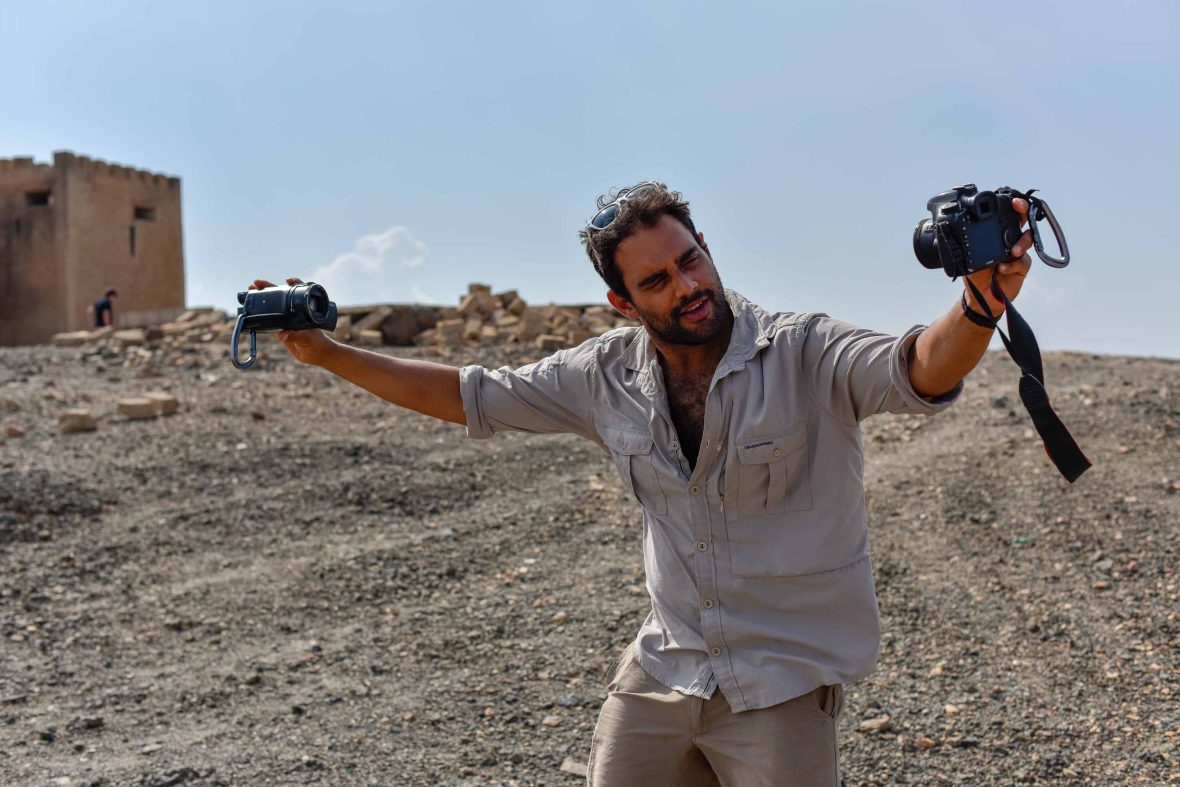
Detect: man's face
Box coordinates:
(609, 214, 729, 346)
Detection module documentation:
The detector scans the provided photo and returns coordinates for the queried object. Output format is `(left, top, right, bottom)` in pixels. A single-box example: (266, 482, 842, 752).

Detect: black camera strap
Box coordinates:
(964, 276, 1091, 483)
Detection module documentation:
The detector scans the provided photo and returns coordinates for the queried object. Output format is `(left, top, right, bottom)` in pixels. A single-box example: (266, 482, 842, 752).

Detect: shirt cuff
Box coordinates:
(458, 364, 494, 439)
(890, 326, 963, 415)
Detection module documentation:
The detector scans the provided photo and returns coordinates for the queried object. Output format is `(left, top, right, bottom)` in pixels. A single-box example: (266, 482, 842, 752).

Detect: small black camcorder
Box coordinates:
(913, 184, 1069, 277)
(230, 282, 338, 369)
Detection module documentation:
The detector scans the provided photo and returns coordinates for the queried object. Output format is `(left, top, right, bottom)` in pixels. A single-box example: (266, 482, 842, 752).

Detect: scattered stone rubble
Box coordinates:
(50, 283, 638, 358)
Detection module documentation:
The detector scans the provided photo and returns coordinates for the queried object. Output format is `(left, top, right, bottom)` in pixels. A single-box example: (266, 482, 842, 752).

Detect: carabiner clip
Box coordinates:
(230, 314, 258, 369)
(1027, 196, 1070, 268)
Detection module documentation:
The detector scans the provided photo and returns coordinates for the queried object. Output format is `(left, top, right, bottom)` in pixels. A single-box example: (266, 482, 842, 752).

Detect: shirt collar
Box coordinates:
(622, 289, 778, 388)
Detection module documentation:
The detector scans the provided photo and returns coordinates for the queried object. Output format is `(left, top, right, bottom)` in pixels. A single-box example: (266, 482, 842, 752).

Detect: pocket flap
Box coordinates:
(601, 425, 654, 456)
(736, 423, 807, 465)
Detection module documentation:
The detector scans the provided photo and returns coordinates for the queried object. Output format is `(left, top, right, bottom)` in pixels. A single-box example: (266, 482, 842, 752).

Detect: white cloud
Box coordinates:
(311, 226, 428, 305)
(410, 285, 436, 304)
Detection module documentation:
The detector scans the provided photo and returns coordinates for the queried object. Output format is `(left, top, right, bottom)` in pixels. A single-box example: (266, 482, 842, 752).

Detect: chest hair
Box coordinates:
(665, 373, 710, 468)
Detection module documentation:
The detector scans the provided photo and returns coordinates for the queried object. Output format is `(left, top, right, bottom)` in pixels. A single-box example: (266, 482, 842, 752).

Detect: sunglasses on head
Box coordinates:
(585, 182, 661, 232)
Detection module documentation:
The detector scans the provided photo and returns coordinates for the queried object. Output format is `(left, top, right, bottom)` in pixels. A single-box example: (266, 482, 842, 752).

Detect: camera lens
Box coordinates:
(304, 284, 329, 322)
(912, 219, 942, 270)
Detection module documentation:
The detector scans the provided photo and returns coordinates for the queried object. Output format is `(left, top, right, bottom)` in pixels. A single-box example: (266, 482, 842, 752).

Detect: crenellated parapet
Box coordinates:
(0, 157, 52, 173)
(51, 150, 179, 189)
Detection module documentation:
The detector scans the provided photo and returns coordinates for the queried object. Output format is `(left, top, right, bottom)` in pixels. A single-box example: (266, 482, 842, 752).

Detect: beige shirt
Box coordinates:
(459, 290, 959, 712)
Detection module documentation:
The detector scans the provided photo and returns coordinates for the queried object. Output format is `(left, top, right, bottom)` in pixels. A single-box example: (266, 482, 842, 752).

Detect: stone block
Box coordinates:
(467, 282, 493, 296)
(506, 297, 527, 316)
(495, 315, 521, 329)
(516, 311, 548, 342)
(114, 329, 147, 347)
(458, 291, 497, 318)
(353, 306, 393, 334)
(463, 317, 484, 341)
(143, 391, 179, 415)
(334, 315, 353, 342)
(535, 334, 567, 351)
(435, 319, 465, 345)
(380, 306, 420, 345)
(52, 331, 91, 347)
(59, 409, 97, 433)
(493, 289, 519, 307)
(88, 326, 114, 341)
(118, 398, 157, 420)
(567, 329, 593, 346)
(412, 328, 438, 346)
(358, 329, 384, 346)
(479, 325, 499, 343)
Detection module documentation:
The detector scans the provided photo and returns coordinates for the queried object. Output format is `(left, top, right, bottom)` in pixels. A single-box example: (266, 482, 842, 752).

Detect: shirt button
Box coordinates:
(690, 484, 701, 495)
(703, 598, 715, 609)
(671, 441, 679, 450)
(696, 541, 709, 552)
(773, 447, 782, 457)
(710, 647, 722, 657)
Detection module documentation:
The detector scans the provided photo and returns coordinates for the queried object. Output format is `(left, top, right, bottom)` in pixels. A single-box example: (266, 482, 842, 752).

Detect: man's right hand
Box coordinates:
(248, 278, 337, 367)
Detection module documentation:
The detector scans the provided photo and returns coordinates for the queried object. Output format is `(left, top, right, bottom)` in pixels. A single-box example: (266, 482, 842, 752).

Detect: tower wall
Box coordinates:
(0, 151, 185, 346)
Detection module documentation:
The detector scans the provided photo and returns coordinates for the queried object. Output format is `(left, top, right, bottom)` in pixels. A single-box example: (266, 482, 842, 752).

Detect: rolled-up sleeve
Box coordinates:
(802, 316, 961, 424)
(459, 339, 600, 441)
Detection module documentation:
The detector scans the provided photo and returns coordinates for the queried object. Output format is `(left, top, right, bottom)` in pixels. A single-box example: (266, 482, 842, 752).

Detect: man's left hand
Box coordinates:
(963, 197, 1034, 319)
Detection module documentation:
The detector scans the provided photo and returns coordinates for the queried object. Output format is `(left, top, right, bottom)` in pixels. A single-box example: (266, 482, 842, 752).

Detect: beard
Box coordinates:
(636, 285, 732, 346)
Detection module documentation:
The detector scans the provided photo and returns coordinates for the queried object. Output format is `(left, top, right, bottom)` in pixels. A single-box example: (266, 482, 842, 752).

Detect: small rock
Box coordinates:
(560, 757, 588, 777)
(4, 424, 25, 437)
(551, 611, 568, 623)
(541, 714, 561, 727)
(59, 409, 97, 434)
(944, 703, 958, 716)
(917, 734, 937, 749)
(117, 398, 157, 421)
(402, 711, 415, 722)
(858, 715, 891, 733)
(140, 742, 162, 754)
(144, 391, 180, 415)
(1092, 580, 1111, 590)
(556, 693, 584, 708)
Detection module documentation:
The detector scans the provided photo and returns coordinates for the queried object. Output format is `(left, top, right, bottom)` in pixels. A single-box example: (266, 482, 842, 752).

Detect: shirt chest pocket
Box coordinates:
(601, 426, 669, 517)
(730, 422, 812, 517)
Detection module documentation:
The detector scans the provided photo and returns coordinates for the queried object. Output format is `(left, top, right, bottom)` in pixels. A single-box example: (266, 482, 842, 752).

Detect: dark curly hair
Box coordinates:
(578, 182, 699, 299)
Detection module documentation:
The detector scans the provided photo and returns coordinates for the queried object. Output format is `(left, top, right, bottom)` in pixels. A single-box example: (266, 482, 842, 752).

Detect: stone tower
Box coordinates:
(0, 151, 185, 346)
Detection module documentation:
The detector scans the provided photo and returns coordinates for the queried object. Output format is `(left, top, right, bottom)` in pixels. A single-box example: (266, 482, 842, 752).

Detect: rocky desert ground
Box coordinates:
(1, 320, 1177, 785)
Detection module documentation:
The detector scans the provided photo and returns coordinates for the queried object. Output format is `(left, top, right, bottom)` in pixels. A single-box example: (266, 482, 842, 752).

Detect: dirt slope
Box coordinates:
(1, 342, 1177, 785)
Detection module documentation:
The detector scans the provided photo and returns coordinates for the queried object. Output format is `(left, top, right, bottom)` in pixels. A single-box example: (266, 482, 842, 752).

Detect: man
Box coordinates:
(251, 182, 1032, 785)
(89, 288, 117, 328)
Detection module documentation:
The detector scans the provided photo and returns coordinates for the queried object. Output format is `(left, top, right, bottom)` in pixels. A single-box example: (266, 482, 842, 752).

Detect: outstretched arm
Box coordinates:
(907, 198, 1034, 398)
(251, 278, 465, 424)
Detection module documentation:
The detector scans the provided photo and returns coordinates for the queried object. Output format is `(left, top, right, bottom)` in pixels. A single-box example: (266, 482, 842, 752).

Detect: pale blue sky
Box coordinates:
(3, 1, 1177, 357)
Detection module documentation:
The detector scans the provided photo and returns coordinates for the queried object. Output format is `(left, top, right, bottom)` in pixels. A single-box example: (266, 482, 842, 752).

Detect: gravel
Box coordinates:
(1, 341, 1177, 785)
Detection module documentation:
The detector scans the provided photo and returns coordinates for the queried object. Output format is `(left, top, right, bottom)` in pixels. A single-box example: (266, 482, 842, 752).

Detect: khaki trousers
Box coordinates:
(587, 646, 843, 787)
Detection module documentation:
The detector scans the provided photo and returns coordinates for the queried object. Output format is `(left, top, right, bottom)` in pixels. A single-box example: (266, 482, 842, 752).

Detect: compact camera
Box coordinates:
(912, 184, 1069, 277)
(230, 282, 338, 369)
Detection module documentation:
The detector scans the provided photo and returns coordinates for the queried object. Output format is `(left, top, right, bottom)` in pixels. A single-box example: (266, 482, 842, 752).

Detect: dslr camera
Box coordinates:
(913, 184, 1069, 277)
(231, 282, 338, 369)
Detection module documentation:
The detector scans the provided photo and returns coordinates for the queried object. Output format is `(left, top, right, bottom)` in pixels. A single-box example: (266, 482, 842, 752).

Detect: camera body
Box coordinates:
(912, 184, 1028, 277)
(235, 282, 338, 333)
(231, 282, 337, 369)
